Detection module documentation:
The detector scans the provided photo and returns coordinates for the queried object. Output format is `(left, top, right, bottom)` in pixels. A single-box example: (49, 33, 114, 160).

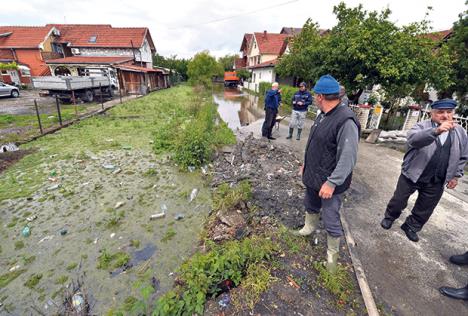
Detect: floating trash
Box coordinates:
(60, 229, 68, 236)
(47, 184, 61, 191)
(72, 293, 84, 312)
(161, 204, 168, 212)
(112, 168, 122, 175)
(115, 201, 125, 209)
(102, 164, 115, 170)
(218, 293, 231, 308)
(0, 143, 19, 152)
(110, 233, 116, 239)
(201, 165, 208, 175)
(9, 265, 20, 272)
(26, 215, 37, 222)
(174, 213, 185, 221)
(150, 212, 165, 220)
(189, 188, 198, 202)
(188, 166, 196, 173)
(21, 226, 31, 237)
(39, 235, 54, 243)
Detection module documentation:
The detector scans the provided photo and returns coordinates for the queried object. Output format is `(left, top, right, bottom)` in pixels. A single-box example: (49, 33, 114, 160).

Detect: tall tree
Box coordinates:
(218, 54, 239, 71)
(153, 54, 190, 80)
(187, 51, 222, 87)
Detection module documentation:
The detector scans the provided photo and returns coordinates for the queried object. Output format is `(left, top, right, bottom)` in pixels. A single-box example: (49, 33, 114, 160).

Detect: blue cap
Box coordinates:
(431, 99, 457, 109)
(313, 74, 340, 94)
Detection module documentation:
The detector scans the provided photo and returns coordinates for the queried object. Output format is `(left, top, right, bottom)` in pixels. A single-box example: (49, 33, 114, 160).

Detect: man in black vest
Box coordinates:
(380, 99, 468, 242)
(295, 74, 360, 273)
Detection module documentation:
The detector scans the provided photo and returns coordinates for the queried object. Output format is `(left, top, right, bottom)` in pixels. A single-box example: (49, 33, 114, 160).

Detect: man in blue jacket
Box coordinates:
(261, 82, 281, 140)
(380, 99, 468, 242)
(287, 82, 313, 140)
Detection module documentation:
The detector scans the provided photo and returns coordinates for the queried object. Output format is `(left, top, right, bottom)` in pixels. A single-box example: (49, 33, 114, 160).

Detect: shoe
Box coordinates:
(439, 285, 468, 300)
(286, 128, 293, 139)
(401, 223, 419, 242)
(326, 234, 341, 273)
(267, 136, 276, 140)
(380, 218, 394, 230)
(449, 252, 468, 266)
(296, 129, 302, 140)
(294, 213, 319, 236)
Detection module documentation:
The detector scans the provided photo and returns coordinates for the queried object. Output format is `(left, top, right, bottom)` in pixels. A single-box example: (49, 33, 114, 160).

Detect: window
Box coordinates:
(88, 35, 97, 43)
(1, 70, 7, 75)
(20, 69, 31, 76)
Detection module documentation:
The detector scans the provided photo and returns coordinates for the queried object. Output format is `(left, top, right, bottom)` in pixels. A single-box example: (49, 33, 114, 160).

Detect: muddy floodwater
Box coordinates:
(0, 149, 210, 314)
(212, 85, 264, 130)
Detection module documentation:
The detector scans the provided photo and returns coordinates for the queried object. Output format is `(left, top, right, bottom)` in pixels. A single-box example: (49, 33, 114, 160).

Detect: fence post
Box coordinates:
(119, 88, 123, 104)
(100, 83, 104, 110)
(55, 96, 63, 126)
(72, 90, 78, 117)
(34, 99, 43, 134)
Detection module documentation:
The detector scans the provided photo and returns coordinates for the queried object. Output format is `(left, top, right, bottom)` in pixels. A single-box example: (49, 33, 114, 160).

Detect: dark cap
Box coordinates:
(431, 99, 457, 109)
(299, 82, 306, 87)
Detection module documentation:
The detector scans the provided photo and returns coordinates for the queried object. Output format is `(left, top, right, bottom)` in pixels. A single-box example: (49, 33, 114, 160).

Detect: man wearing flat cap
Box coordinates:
(381, 99, 468, 242)
(286, 82, 313, 140)
(296, 74, 360, 273)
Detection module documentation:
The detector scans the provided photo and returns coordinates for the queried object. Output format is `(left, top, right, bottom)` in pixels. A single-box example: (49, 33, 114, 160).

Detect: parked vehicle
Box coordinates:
(32, 76, 112, 103)
(224, 71, 240, 87)
(0, 82, 20, 98)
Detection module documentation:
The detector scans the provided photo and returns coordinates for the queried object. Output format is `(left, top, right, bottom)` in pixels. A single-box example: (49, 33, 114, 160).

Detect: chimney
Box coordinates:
(263, 30, 267, 39)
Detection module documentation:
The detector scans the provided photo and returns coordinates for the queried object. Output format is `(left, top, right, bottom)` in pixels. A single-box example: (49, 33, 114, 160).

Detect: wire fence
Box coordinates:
(0, 84, 143, 145)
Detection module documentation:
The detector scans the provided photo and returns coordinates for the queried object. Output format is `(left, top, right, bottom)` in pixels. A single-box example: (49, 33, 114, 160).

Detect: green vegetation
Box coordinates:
(153, 236, 277, 315)
(212, 180, 252, 212)
(97, 250, 130, 270)
(161, 227, 176, 243)
(313, 261, 356, 308)
(130, 239, 141, 248)
(0, 269, 26, 289)
(66, 262, 78, 271)
(54, 275, 69, 285)
(0, 61, 18, 70)
(232, 263, 275, 310)
(187, 51, 223, 87)
(14, 240, 25, 250)
(22, 255, 36, 265)
(24, 273, 43, 289)
(0, 85, 233, 202)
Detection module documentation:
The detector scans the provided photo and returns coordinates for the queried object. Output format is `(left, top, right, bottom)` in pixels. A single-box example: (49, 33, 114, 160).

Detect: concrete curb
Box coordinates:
(341, 214, 380, 316)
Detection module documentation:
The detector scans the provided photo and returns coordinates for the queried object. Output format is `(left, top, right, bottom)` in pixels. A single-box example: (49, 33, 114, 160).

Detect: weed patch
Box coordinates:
(313, 261, 355, 308)
(97, 250, 130, 270)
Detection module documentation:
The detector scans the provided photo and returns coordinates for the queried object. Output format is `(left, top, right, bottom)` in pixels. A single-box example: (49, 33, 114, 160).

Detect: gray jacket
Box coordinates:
(402, 119, 468, 183)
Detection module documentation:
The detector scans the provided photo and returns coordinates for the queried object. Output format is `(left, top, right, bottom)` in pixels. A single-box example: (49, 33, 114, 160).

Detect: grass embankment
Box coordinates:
(0, 85, 235, 201)
(0, 102, 102, 143)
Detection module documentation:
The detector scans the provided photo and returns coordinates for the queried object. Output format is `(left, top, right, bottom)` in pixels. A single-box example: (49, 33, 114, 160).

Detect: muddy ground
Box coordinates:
(0, 149, 34, 173)
(203, 134, 366, 315)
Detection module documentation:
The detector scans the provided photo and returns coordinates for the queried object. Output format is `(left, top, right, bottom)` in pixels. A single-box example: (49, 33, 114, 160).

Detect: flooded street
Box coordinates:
(212, 85, 264, 130)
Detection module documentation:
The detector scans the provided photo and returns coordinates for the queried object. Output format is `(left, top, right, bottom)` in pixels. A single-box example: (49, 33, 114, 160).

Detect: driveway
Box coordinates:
(238, 117, 468, 315)
(0, 89, 57, 115)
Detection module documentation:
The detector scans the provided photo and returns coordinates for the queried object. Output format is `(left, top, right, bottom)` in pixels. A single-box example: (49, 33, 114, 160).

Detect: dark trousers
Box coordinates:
(262, 107, 278, 138)
(304, 186, 344, 237)
(385, 174, 444, 232)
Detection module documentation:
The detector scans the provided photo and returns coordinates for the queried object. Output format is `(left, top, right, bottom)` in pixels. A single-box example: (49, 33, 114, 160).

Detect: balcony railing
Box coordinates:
(41, 52, 63, 60)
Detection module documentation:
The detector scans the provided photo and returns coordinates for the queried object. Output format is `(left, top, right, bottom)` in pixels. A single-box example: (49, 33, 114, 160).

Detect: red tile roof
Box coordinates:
(47, 24, 155, 50)
(253, 32, 290, 55)
(240, 33, 253, 52)
(423, 29, 453, 42)
(248, 58, 278, 69)
(0, 26, 51, 48)
(115, 64, 161, 73)
(46, 56, 134, 64)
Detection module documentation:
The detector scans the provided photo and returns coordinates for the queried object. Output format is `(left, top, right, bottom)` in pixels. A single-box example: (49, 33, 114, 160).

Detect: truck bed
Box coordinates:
(32, 76, 110, 91)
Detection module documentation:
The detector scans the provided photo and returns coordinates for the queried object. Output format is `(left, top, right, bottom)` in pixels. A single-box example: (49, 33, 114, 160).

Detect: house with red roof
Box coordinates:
(243, 31, 291, 92)
(0, 24, 167, 92)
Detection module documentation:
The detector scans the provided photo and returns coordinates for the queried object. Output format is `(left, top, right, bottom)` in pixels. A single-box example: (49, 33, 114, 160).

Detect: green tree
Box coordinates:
(445, 5, 467, 115)
(153, 53, 190, 81)
(187, 51, 222, 87)
(236, 68, 251, 80)
(218, 54, 239, 71)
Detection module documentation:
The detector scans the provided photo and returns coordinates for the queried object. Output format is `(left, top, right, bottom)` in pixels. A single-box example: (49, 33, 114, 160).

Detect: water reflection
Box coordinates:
(212, 85, 264, 130)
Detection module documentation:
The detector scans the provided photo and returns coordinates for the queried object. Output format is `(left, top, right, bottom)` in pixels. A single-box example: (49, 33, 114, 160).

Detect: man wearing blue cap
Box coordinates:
(381, 99, 468, 242)
(262, 82, 282, 140)
(295, 74, 360, 273)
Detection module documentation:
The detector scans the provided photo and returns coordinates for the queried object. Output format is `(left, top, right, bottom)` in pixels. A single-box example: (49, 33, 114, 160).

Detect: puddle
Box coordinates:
(212, 85, 264, 130)
(0, 149, 211, 314)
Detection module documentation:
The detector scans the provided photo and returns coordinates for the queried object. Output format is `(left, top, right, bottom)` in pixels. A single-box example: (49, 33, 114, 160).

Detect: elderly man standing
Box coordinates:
(261, 82, 281, 140)
(296, 74, 360, 273)
(287, 82, 312, 140)
(380, 99, 468, 242)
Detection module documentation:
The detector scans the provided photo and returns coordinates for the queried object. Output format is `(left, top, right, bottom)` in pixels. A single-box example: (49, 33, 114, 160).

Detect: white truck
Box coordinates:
(32, 76, 113, 103)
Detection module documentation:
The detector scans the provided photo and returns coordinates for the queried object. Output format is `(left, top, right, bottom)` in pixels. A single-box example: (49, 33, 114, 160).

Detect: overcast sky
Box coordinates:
(2, 0, 466, 58)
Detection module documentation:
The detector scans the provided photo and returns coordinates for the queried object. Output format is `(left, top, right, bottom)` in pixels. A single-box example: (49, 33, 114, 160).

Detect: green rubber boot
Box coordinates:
(326, 234, 340, 273)
(286, 128, 294, 139)
(296, 128, 302, 140)
(294, 212, 320, 236)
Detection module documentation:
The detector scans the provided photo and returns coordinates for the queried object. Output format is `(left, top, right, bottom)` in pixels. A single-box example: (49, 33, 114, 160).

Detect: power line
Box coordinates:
(169, 0, 300, 30)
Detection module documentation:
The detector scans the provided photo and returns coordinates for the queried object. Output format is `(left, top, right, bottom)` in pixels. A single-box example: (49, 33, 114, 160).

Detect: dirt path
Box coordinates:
(238, 116, 468, 315)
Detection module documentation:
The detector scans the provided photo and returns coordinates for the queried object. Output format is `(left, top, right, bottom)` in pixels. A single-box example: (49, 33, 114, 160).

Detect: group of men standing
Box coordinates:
(260, 75, 468, 301)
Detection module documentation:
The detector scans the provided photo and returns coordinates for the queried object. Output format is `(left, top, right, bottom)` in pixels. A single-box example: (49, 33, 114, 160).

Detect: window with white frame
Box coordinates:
(20, 69, 31, 76)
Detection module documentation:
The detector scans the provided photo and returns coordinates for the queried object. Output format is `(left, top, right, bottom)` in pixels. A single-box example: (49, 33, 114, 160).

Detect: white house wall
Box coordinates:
(247, 67, 276, 92)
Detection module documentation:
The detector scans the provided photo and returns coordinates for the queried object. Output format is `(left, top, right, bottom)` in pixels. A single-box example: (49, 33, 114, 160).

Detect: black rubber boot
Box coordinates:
(449, 252, 468, 266)
(296, 129, 302, 140)
(286, 128, 293, 139)
(439, 285, 468, 300)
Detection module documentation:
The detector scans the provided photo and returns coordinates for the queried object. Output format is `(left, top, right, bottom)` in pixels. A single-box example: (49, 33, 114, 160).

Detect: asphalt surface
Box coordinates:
(238, 116, 468, 315)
